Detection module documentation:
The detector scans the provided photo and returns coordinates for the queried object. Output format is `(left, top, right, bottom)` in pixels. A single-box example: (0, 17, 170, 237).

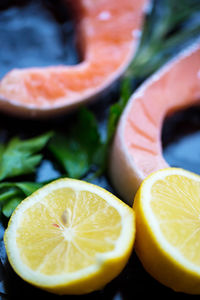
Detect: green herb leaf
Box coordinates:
(0, 181, 43, 218)
(49, 133, 90, 178)
(15, 182, 44, 196)
(2, 197, 22, 218)
(127, 0, 200, 79)
(49, 108, 103, 179)
(106, 78, 132, 145)
(0, 131, 53, 181)
(0, 186, 20, 203)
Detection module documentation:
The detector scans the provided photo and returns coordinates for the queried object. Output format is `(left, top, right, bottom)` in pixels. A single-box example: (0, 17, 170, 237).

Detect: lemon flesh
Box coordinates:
(4, 178, 135, 295)
(151, 173, 200, 267)
(134, 168, 200, 294)
(17, 188, 121, 274)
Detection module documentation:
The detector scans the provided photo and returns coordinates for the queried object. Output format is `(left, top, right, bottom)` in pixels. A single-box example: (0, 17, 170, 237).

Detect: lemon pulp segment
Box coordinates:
(16, 187, 122, 276)
(151, 174, 200, 266)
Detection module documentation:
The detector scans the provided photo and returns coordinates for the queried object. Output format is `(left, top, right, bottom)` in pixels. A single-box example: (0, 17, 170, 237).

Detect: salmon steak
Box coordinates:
(0, 0, 148, 118)
(109, 41, 200, 205)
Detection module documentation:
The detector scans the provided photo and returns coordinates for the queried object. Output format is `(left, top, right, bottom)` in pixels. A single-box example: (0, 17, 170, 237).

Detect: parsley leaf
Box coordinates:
(0, 182, 43, 218)
(0, 131, 53, 181)
(106, 78, 132, 145)
(48, 108, 103, 179)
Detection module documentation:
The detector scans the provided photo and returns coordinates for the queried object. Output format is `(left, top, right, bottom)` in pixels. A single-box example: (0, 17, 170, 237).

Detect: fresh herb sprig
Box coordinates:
(126, 0, 200, 80)
(48, 107, 104, 179)
(0, 132, 53, 217)
(0, 182, 43, 218)
(0, 131, 53, 181)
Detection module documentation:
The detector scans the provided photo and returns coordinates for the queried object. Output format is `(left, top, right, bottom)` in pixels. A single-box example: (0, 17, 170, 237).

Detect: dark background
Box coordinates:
(0, 0, 200, 299)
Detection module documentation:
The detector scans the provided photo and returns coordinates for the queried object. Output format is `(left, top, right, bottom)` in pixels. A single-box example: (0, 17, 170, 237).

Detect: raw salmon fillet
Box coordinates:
(0, 0, 148, 118)
(109, 41, 200, 204)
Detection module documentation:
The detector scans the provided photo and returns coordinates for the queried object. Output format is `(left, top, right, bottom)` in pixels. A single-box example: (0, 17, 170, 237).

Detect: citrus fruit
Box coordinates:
(109, 41, 200, 204)
(133, 167, 200, 294)
(4, 178, 135, 295)
(0, 0, 148, 118)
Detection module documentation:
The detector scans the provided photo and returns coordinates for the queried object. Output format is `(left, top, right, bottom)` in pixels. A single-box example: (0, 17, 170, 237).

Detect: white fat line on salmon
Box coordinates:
(128, 118, 156, 142)
(129, 142, 158, 155)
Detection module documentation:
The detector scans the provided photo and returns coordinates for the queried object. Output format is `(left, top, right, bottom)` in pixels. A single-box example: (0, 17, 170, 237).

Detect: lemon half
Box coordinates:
(4, 178, 135, 295)
(133, 167, 200, 294)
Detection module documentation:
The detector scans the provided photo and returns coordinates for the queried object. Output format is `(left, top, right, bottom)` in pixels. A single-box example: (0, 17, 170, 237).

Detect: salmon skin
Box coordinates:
(0, 0, 148, 118)
(109, 41, 200, 205)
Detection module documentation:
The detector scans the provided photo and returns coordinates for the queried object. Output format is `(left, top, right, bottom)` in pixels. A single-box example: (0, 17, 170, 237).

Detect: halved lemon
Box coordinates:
(4, 178, 135, 295)
(133, 167, 200, 294)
